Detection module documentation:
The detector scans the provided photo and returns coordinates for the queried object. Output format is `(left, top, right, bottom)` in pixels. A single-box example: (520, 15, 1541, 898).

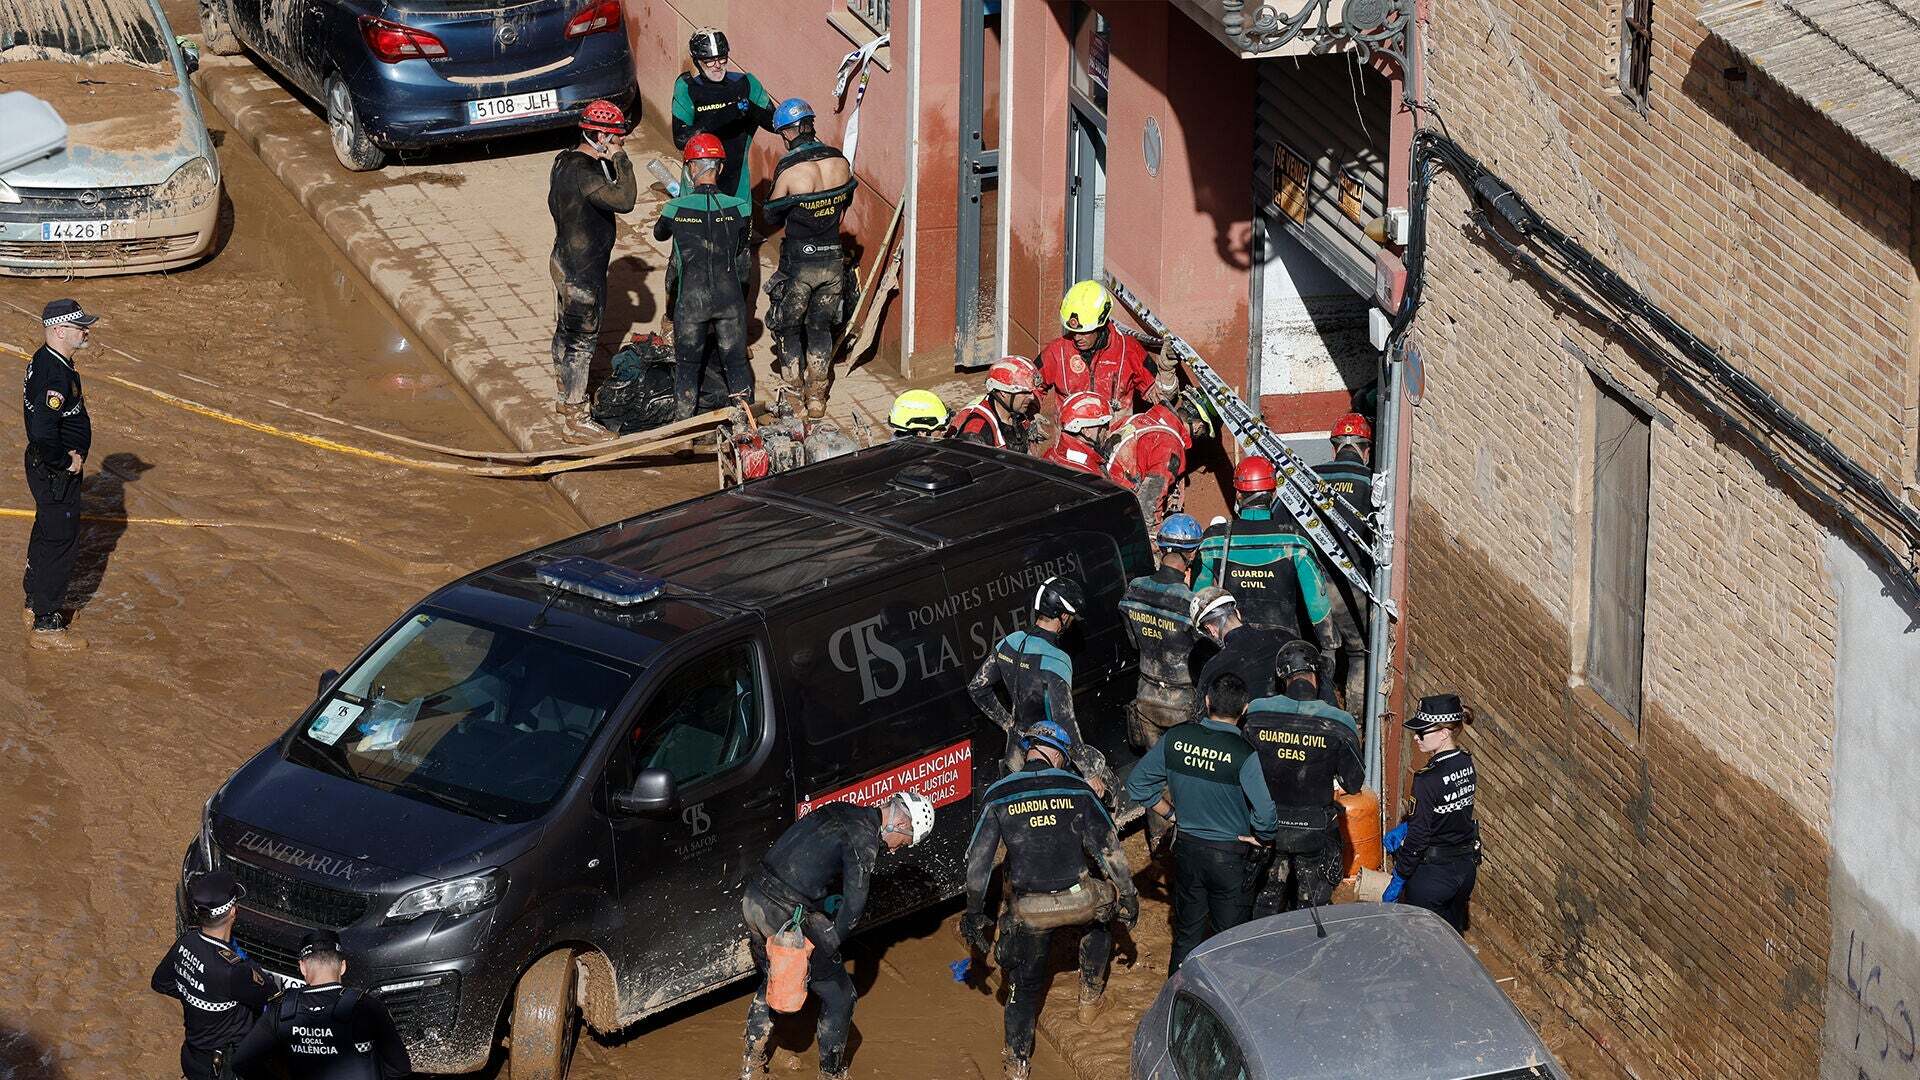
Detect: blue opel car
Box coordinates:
(199, 0, 636, 170)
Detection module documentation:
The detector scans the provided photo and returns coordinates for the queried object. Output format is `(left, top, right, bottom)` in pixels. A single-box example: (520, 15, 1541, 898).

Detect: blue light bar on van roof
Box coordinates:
(535, 556, 666, 606)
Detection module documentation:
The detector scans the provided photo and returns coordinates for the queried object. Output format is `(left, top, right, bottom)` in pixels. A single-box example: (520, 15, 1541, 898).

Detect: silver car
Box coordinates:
(0, 0, 221, 276)
(1132, 904, 1568, 1080)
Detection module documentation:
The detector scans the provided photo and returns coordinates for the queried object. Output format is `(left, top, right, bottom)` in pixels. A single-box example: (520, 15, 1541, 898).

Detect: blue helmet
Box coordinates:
(1155, 513, 1204, 550)
(773, 97, 815, 130)
(1021, 720, 1073, 758)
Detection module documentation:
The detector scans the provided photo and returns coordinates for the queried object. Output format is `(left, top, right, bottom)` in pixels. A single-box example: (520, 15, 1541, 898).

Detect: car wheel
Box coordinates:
(325, 74, 386, 172)
(198, 0, 241, 55)
(506, 950, 578, 1080)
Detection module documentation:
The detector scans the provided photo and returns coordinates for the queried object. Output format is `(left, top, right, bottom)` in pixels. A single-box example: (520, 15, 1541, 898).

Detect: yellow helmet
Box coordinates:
(1059, 280, 1112, 333)
(888, 389, 949, 434)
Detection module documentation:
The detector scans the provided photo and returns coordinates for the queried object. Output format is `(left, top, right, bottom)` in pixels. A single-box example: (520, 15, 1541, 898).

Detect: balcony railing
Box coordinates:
(1171, 0, 1415, 68)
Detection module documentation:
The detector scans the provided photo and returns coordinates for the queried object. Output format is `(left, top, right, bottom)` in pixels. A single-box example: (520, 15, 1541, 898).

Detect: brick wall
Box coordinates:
(1404, 0, 1916, 1074)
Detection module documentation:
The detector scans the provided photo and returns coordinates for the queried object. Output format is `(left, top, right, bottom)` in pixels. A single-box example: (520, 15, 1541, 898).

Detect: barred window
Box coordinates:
(848, 0, 890, 33)
(1617, 0, 1653, 109)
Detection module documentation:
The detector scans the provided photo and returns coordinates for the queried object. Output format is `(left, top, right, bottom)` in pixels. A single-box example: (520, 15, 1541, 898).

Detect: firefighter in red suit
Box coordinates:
(1043, 391, 1113, 476)
(1038, 280, 1158, 421)
(950, 355, 1039, 452)
(1105, 388, 1211, 528)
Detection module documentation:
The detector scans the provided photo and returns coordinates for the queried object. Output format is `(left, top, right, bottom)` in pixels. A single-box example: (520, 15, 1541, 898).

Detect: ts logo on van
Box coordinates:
(828, 614, 907, 703)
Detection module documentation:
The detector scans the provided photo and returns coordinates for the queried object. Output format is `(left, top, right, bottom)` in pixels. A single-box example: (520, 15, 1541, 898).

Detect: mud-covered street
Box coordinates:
(0, 101, 1076, 1080)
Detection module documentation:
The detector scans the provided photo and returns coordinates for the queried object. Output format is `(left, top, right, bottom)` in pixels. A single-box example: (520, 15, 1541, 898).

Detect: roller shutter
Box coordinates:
(1254, 54, 1392, 297)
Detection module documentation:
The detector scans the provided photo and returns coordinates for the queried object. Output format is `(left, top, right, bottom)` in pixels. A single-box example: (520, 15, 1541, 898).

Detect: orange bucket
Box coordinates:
(766, 921, 814, 1013)
(1337, 789, 1384, 877)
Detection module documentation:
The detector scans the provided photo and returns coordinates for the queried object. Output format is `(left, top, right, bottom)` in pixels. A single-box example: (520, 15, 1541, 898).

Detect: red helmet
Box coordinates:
(985, 355, 1038, 396)
(580, 99, 627, 134)
(1331, 412, 1373, 441)
(1233, 455, 1277, 493)
(683, 132, 726, 162)
(1058, 391, 1112, 434)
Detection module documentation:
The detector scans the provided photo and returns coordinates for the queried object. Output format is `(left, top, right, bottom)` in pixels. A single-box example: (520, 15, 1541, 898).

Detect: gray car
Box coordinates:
(1131, 903, 1567, 1080)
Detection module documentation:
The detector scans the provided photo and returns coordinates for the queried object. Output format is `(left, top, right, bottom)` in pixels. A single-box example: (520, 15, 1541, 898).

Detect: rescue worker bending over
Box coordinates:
(232, 931, 410, 1079)
(763, 98, 857, 418)
(547, 100, 635, 443)
(887, 389, 949, 438)
(655, 134, 752, 417)
(968, 575, 1106, 781)
(950, 355, 1039, 452)
(1189, 587, 1291, 705)
(1195, 455, 1338, 675)
(1104, 382, 1210, 529)
(741, 791, 936, 1080)
(1244, 640, 1362, 917)
(1394, 694, 1481, 932)
(150, 870, 271, 1080)
(1038, 280, 1157, 420)
(1316, 411, 1375, 710)
(1120, 514, 1206, 851)
(1042, 391, 1112, 476)
(962, 720, 1138, 1080)
(672, 28, 776, 211)
(1124, 674, 1276, 974)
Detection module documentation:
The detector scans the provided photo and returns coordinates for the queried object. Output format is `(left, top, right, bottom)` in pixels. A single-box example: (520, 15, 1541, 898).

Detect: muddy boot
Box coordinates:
(672, 391, 698, 422)
(1002, 1049, 1031, 1080)
(1076, 979, 1109, 1024)
(817, 1069, 848, 1080)
(29, 613, 86, 651)
(805, 393, 828, 420)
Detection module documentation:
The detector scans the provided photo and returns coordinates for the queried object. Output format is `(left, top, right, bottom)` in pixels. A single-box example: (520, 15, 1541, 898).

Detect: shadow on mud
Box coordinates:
(67, 451, 151, 613)
(0, 1019, 63, 1080)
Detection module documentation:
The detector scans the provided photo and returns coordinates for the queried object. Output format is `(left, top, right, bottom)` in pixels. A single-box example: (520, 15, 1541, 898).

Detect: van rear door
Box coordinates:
(601, 633, 791, 1013)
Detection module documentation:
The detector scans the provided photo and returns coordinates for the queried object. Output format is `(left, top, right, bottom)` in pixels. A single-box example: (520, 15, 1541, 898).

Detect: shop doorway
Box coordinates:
(1065, 5, 1108, 288)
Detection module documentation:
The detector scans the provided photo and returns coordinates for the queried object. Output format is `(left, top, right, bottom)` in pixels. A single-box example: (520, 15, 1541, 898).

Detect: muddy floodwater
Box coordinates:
(0, 97, 1077, 1080)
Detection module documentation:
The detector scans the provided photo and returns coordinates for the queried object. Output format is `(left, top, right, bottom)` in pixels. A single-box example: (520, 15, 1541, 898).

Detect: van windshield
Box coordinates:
(287, 611, 635, 823)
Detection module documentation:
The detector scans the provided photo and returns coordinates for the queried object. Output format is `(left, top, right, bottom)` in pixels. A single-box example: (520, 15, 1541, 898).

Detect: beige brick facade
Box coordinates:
(1405, 0, 1917, 1075)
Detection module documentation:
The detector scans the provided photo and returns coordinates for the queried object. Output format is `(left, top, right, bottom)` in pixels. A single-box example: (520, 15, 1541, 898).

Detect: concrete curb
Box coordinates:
(196, 60, 616, 524)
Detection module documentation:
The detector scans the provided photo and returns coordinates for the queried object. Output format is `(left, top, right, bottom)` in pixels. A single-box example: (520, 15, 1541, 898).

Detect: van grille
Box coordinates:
(231, 924, 302, 977)
(0, 234, 200, 261)
(228, 858, 370, 928)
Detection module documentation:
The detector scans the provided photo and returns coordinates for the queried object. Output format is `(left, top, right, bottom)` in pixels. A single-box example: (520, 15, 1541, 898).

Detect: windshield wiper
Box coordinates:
(298, 745, 360, 783)
(396, 783, 496, 820)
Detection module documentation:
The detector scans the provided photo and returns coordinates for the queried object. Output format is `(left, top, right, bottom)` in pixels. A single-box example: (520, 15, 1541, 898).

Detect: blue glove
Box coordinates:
(1382, 874, 1406, 903)
(1383, 822, 1409, 854)
(949, 958, 972, 983)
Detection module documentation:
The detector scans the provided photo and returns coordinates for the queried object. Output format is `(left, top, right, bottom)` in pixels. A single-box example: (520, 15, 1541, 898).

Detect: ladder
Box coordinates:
(1103, 274, 1390, 613)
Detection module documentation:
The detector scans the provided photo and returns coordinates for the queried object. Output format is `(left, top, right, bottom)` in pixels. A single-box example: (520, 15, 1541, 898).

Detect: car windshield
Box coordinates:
(0, 0, 174, 71)
(286, 611, 636, 823)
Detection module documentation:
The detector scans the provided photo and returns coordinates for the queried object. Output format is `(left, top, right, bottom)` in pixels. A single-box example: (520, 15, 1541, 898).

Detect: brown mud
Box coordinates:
(0, 60, 185, 153)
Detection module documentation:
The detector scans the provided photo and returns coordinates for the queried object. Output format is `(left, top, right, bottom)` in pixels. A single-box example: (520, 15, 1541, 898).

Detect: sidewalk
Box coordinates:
(194, 55, 974, 524)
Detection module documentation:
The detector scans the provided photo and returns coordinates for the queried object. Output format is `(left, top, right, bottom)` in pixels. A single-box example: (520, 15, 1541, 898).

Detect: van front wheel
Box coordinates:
(506, 950, 578, 1079)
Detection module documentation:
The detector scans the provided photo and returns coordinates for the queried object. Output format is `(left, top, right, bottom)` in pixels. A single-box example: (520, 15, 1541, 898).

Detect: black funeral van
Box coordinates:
(177, 439, 1151, 1075)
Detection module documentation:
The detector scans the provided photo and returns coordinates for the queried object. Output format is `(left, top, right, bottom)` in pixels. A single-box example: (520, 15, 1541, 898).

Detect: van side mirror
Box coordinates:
(317, 668, 339, 698)
(611, 768, 676, 816)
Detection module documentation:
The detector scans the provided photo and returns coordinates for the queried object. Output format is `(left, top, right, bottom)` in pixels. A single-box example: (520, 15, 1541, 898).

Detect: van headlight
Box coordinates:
(386, 869, 502, 922)
(158, 156, 218, 211)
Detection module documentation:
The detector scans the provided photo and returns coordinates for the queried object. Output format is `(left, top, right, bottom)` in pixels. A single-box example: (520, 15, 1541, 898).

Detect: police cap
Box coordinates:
(188, 869, 245, 918)
(299, 929, 344, 960)
(1406, 693, 1465, 733)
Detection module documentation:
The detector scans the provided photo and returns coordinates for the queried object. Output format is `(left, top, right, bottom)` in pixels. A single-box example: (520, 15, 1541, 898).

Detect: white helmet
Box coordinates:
(893, 791, 936, 846)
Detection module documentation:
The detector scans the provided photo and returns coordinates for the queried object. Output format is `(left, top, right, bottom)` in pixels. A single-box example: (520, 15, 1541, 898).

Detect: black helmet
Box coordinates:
(689, 27, 728, 60)
(1274, 638, 1320, 679)
(1033, 575, 1086, 620)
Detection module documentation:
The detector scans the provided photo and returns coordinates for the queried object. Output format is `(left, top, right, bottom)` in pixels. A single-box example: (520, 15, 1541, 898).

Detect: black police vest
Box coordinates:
(769, 142, 856, 259)
(1242, 697, 1360, 845)
(1410, 748, 1477, 851)
(677, 71, 758, 192)
(981, 767, 1105, 895)
(1315, 460, 1374, 566)
(274, 988, 375, 1078)
(1120, 570, 1198, 688)
(1208, 513, 1313, 632)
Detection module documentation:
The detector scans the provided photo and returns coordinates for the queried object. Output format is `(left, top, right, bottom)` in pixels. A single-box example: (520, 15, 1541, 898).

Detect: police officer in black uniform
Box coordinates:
(962, 720, 1137, 1080)
(1396, 693, 1482, 932)
(740, 791, 934, 1080)
(1124, 675, 1276, 974)
(1243, 640, 1362, 917)
(231, 930, 411, 1079)
(150, 870, 271, 1079)
(762, 98, 857, 418)
(21, 298, 95, 649)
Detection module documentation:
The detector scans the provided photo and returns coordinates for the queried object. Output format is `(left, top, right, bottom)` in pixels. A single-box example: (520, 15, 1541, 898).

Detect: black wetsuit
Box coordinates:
(231, 982, 411, 1079)
(21, 343, 88, 619)
(150, 931, 272, 1079)
(654, 182, 752, 409)
(740, 802, 880, 1077)
(1398, 747, 1480, 932)
(1315, 452, 1374, 709)
(763, 140, 858, 401)
(1243, 687, 1363, 915)
(964, 763, 1136, 1068)
(546, 148, 636, 405)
